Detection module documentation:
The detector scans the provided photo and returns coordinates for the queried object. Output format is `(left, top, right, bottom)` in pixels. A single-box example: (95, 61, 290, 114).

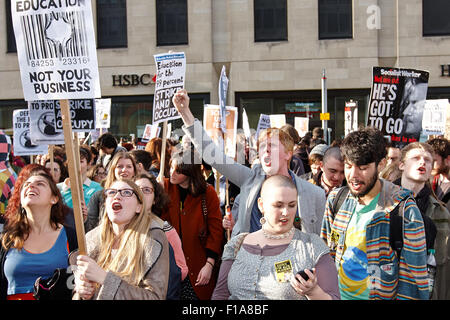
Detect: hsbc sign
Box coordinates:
(112, 74, 156, 87)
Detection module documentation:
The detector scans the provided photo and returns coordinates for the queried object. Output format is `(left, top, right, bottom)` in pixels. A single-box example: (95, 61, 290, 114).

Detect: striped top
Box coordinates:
(321, 179, 429, 300)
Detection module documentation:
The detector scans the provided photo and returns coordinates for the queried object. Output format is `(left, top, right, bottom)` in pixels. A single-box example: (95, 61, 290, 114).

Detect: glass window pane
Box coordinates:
(156, 0, 188, 46)
(318, 0, 352, 40)
(423, 0, 450, 36)
(254, 0, 287, 42)
(97, 0, 127, 48)
(6, 0, 17, 52)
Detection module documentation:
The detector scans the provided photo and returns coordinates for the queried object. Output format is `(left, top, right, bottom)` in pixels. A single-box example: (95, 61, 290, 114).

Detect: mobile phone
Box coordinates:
(297, 269, 314, 281)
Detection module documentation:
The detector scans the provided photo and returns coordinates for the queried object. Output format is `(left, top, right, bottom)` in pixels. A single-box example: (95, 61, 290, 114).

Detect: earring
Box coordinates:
(260, 216, 266, 225)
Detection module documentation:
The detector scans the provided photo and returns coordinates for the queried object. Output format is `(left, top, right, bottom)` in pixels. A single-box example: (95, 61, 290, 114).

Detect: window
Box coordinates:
(318, 0, 352, 40)
(96, 0, 127, 48)
(423, 0, 450, 36)
(156, 0, 188, 46)
(254, 0, 287, 42)
(6, 0, 16, 52)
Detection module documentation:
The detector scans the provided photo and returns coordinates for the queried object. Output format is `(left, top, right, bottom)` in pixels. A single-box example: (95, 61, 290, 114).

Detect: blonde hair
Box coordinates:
(104, 151, 137, 189)
(96, 179, 153, 287)
(379, 162, 402, 182)
(258, 128, 294, 153)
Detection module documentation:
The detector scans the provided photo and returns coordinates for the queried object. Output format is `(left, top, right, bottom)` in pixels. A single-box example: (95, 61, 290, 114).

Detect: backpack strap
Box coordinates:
(331, 186, 349, 219)
(441, 192, 450, 204)
(389, 200, 404, 259)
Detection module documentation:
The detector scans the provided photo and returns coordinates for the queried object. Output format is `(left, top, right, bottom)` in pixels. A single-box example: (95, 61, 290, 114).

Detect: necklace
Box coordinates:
(262, 226, 295, 240)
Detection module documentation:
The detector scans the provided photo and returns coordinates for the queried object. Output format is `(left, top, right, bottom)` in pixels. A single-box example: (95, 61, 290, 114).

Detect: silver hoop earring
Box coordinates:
(260, 216, 266, 225)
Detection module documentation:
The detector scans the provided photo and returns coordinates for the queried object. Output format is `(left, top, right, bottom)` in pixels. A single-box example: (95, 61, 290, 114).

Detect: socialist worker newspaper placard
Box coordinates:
(11, 0, 101, 101)
(367, 67, 429, 148)
(152, 52, 186, 124)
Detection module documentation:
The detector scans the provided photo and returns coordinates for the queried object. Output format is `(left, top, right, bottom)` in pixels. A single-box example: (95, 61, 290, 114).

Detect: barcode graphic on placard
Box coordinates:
(19, 11, 89, 64)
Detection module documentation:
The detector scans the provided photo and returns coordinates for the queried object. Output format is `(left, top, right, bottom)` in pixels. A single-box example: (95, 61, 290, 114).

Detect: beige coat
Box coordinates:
(74, 221, 170, 300)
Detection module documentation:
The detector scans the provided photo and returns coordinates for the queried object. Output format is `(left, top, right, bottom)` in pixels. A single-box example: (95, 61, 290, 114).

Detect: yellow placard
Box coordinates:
(320, 113, 330, 120)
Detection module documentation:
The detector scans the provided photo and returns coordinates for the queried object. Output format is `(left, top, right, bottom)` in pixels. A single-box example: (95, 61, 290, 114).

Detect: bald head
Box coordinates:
(261, 175, 296, 198)
(323, 146, 343, 164)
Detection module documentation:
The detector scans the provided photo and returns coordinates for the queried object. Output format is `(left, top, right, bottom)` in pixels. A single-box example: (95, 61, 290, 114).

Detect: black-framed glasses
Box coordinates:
(104, 188, 136, 198)
(140, 187, 154, 195)
(95, 171, 107, 177)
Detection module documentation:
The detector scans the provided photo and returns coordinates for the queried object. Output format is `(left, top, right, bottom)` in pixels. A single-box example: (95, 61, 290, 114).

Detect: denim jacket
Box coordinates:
(321, 179, 429, 300)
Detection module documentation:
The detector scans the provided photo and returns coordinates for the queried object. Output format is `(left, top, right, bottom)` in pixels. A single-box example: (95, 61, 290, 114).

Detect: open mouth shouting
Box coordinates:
(111, 201, 123, 213)
(262, 155, 272, 167)
(417, 166, 427, 175)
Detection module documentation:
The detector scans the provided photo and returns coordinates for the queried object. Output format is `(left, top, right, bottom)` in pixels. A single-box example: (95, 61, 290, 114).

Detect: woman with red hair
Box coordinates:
(0, 165, 77, 300)
(145, 138, 171, 179)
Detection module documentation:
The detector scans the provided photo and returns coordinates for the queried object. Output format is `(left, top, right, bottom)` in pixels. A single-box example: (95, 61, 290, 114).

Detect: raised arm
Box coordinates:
(172, 89, 252, 187)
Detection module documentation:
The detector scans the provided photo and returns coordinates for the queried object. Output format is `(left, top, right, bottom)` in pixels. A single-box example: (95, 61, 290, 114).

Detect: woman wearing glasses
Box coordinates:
(161, 150, 223, 300)
(135, 173, 188, 299)
(86, 152, 137, 232)
(73, 179, 170, 300)
(87, 164, 107, 185)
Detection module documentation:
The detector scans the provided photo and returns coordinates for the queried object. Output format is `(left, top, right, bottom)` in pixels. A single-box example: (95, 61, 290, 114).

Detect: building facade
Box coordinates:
(1, 0, 450, 141)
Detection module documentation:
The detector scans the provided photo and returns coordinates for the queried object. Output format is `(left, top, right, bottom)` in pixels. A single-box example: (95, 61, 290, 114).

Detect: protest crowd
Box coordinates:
(0, 87, 449, 301)
(1, 2, 450, 303)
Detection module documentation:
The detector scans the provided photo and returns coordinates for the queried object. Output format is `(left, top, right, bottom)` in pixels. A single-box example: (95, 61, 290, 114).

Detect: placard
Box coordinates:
(295, 117, 309, 138)
(367, 67, 429, 148)
(422, 99, 448, 136)
(53, 99, 96, 132)
(28, 100, 65, 144)
(13, 109, 48, 156)
(11, 0, 101, 101)
(269, 114, 286, 129)
(256, 114, 271, 139)
(344, 100, 358, 137)
(95, 98, 111, 129)
(204, 104, 238, 158)
(152, 52, 186, 124)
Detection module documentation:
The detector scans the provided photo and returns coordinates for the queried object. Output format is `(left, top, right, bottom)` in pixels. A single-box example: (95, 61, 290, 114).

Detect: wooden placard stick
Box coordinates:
(48, 144, 55, 181)
(215, 171, 221, 197)
(158, 121, 168, 181)
(60, 99, 87, 255)
(225, 178, 231, 241)
(73, 132, 86, 209)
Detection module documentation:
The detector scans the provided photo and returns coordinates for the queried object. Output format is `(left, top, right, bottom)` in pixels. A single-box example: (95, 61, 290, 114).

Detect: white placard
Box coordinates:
(95, 98, 111, 129)
(12, 0, 101, 101)
(256, 114, 271, 138)
(242, 108, 251, 139)
(422, 99, 448, 136)
(28, 101, 65, 145)
(13, 109, 48, 156)
(294, 117, 309, 138)
(204, 104, 238, 158)
(152, 52, 186, 124)
(269, 114, 286, 128)
(142, 124, 153, 140)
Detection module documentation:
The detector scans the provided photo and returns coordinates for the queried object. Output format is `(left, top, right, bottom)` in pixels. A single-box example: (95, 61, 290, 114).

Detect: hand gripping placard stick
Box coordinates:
(60, 99, 87, 255)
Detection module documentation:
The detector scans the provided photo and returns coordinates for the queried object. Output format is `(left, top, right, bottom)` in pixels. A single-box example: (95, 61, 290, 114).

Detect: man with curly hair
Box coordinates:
(321, 126, 428, 300)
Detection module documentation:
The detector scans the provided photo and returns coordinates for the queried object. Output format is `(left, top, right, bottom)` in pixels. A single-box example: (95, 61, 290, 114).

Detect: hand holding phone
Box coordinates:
(297, 269, 314, 281)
